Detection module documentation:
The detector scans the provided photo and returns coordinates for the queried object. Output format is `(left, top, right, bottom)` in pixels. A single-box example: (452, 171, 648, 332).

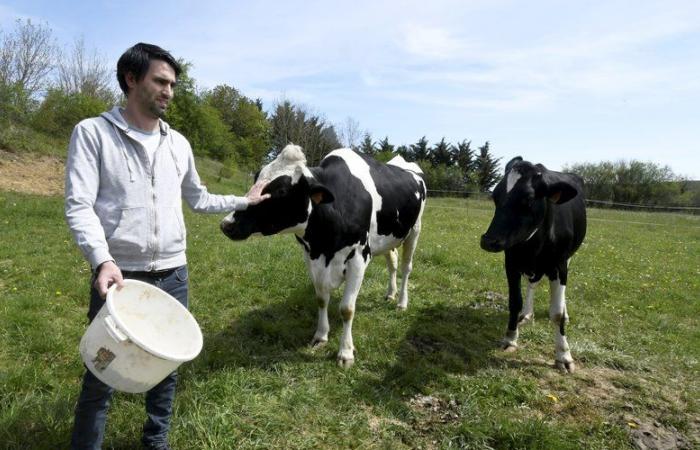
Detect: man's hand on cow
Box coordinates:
(246, 181, 271, 206)
(94, 260, 124, 299)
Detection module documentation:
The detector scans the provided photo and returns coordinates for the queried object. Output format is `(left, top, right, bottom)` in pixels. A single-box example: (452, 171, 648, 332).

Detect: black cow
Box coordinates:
(221, 144, 426, 367)
(480, 156, 586, 372)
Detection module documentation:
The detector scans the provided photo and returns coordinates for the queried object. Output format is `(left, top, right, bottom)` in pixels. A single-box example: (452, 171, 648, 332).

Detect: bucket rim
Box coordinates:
(106, 279, 203, 362)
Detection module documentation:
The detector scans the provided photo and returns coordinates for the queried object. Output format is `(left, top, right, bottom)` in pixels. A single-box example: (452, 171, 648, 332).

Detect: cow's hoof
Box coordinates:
(518, 313, 534, 325)
(555, 360, 576, 373)
(500, 340, 518, 352)
(385, 294, 397, 302)
(337, 356, 355, 369)
(310, 337, 328, 348)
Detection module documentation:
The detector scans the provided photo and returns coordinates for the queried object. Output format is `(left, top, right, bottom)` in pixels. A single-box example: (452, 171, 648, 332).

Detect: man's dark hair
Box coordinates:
(116, 43, 182, 96)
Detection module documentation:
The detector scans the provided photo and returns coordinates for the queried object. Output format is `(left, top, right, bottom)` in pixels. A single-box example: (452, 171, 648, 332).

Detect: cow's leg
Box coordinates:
(549, 267, 575, 373)
(396, 220, 421, 310)
(311, 284, 331, 347)
(519, 278, 538, 325)
(384, 249, 398, 301)
(337, 259, 367, 368)
(502, 259, 522, 352)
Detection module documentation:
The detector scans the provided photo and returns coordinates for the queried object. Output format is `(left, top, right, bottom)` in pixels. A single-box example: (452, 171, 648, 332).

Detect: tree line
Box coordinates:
(2, 19, 696, 207)
(0, 19, 503, 192)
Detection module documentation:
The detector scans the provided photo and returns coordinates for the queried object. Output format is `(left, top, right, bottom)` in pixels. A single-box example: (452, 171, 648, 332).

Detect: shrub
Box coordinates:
(32, 89, 109, 138)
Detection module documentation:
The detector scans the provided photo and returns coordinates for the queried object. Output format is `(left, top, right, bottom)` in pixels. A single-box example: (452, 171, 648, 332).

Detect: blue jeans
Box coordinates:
(71, 265, 189, 450)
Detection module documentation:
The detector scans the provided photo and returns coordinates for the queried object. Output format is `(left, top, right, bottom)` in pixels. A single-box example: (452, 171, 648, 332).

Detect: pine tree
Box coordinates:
(359, 133, 376, 156)
(430, 137, 453, 167)
(377, 136, 394, 153)
(410, 136, 430, 162)
(454, 139, 476, 185)
(474, 141, 501, 192)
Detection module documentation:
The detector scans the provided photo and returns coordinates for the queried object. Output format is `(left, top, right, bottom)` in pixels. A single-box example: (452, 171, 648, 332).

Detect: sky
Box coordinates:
(2, 0, 699, 178)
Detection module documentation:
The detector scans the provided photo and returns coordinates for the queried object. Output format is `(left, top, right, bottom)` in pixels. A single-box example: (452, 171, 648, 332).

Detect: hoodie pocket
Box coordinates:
(107, 207, 149, 254)
(160, 206, 186, 256)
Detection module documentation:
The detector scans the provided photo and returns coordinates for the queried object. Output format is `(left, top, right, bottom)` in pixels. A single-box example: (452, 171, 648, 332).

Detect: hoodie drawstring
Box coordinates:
(169, 143, 182, 177)
(110, 123, 135, 182)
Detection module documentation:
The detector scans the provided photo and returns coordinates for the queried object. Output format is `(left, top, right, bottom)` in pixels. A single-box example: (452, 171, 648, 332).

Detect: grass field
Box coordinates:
(1, 161, 698, 449)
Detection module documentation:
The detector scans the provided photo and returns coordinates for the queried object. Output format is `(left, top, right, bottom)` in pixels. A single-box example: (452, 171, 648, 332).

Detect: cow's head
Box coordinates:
(220, 144, 334, 240)
(480, 156, 579, 252)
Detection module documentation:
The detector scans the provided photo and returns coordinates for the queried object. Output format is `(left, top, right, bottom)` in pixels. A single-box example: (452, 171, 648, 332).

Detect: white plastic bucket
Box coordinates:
(79, 279, 203, 393)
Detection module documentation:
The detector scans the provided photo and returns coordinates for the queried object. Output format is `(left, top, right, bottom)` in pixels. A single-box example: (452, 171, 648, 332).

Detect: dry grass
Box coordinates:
(0, 150, 64, 196)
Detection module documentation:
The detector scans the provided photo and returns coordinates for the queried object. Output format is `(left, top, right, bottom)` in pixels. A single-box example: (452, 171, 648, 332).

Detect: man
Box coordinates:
(65, 43, 268, 450)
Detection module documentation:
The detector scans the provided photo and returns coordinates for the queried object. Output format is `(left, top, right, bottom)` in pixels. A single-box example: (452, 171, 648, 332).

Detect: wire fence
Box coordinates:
(425, 189, 700, 215)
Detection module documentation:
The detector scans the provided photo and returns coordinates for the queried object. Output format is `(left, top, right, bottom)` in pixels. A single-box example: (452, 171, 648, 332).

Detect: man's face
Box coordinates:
(127, 59, 177, 119)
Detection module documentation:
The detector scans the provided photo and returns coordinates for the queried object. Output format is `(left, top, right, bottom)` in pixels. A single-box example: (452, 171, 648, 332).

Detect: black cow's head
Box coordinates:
(220, 145, 333, 240)
(480, 156, 579, 252)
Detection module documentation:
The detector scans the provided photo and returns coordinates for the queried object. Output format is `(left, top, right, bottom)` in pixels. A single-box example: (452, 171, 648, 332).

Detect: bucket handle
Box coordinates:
(104, 315, 129, 343)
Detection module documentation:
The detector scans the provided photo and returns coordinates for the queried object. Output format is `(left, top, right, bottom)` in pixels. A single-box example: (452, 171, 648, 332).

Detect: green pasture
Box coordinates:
(1, 162, 698, 449)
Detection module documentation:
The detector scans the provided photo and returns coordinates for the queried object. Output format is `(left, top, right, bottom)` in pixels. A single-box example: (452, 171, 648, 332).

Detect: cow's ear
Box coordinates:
(545, 179, 578, 204)
(309, 184, 334, 204)
(505, 156, 523, 174)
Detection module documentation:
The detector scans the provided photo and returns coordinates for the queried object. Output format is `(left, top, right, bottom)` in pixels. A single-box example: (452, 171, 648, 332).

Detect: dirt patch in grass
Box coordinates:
(536, 365, 699, 449)
(625, 416, 693, 450)
(0, 150, 64, 196)
(408, 394, 461, 429)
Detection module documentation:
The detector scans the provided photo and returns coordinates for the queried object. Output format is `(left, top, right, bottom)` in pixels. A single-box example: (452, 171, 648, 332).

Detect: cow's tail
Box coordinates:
(387, 155, 423, 175)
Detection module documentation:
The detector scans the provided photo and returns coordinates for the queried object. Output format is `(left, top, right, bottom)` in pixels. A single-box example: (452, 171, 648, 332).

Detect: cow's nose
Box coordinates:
(480, 234, 504, 252)
(220, 216, 234, 234)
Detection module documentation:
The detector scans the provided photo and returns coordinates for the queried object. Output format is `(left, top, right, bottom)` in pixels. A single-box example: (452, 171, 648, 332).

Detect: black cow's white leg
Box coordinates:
(502, 263, 522, 352)
(519, 279, 538, 325)
(311, 285, 330, 347)
(337, 259, 367, 368)
(397, 220, 421, 310)
(549, 277, 575, 373)
(384, 249, 398, 301)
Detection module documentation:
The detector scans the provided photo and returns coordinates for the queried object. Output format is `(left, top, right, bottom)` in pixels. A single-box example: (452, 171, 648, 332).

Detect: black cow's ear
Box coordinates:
(505, 156, 523, 174)
(309, 184, 334, 204)
(546, 180, 578, 204)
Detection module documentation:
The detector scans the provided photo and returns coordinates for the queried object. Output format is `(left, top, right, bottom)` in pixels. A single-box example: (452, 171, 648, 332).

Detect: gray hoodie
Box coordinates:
(65, 106, 248, 271)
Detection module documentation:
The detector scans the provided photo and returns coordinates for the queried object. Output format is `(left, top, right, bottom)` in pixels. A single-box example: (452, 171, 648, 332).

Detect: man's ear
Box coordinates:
(309, 183, 334, 204)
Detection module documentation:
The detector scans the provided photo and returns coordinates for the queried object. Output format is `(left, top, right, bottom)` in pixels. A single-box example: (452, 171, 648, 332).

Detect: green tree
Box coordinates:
(430, 137, 452, 167)
(474, 141, 501, 192)
(408, 136, 430, 162)
(204, 84, 270, 167)
(32, 88, 110, 138)
(376, 136, 394, 153)
(454, 139, 475, 184)
(422, 164, 464, 196)
(359, 133, 376, 156)
(564, 159, 687, 206)
(165, 61, 236, 162)
(268, 99, 340, 166)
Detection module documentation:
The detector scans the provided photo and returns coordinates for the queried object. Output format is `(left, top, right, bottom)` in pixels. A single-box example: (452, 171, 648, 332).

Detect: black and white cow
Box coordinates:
(221, 144, 426, 367)
(480, 156, 586, 372)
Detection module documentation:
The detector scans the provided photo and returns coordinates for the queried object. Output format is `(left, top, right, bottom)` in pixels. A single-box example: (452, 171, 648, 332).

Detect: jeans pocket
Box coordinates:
(174, 265, 188, 283)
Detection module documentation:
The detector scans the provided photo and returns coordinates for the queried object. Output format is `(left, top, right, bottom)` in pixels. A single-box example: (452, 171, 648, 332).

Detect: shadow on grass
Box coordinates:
(195, 283, 325, 372)
(375, 303, 505, 390)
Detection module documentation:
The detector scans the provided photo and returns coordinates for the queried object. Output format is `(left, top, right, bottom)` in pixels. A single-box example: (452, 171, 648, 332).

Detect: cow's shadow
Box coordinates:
(192, 281, 512, 394)
(194, 284, 329, 372)
(369, 303, 506, 391)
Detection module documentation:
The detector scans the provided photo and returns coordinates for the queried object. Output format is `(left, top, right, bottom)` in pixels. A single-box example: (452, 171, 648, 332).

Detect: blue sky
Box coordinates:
(2, 0, 699, 178)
